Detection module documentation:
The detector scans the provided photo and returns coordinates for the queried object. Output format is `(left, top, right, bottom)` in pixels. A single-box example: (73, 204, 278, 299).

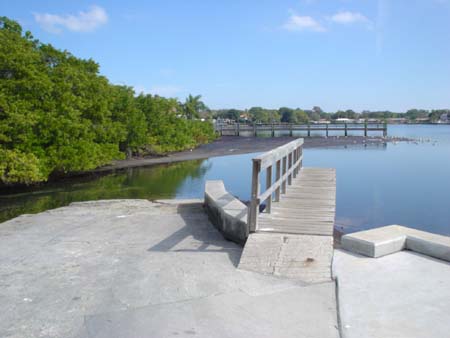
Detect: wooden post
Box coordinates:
(299, 146, 303, 171)
(326, 123, 329, 137)
(364, 120, 368, 137)
(345, 123, 348, 137)
(383, 120, 388, 137)
(275, 160, 281, 202)
(265, 165, 272, 213)
(253, 122, 257, 137)
(248, 160, 261, 232)
(307, 123, 311, 137)
(271, 123, 275, 137)
(288, 152, 293, 185)
(289, 124, 293, 137)
(292, 149, 297, 178)
(282, 156, 287, 194)
(237, 122, 240, 136)
(295, 147, 301, 175)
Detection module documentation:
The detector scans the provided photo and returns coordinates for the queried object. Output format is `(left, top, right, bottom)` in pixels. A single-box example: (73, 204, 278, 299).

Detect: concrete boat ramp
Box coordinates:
(1, 138, 449, 338)
(0, 199, 339, 338)
(1, 199, 450, 338)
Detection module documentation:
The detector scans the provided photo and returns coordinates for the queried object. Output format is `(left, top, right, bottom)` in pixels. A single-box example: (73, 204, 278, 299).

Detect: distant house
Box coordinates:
(239, 113, 250, 121)
(335, 118, 354, 123)
(440, 113, 448, 123)
(388, 118, 407, 124)
(415, 117, 430, 123)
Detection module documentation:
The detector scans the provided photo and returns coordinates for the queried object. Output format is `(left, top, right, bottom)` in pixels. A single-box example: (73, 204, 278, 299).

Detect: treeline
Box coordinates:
(212, 107, 450, 123)
(0, 17, 215, 185)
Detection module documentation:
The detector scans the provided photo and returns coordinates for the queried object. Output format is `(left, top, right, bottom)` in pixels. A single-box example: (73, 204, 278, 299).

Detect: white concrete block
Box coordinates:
(341, 225, 450, 262)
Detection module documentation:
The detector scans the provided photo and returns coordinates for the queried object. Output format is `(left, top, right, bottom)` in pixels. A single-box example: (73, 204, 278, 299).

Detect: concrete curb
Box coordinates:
(204, 180, 249, 245)
(341, 225, 450, 262)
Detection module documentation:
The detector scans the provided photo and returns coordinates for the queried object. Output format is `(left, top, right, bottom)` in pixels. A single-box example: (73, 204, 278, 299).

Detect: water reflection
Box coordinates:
(1, 125, 449, 237)
(0, 160, 209, 223)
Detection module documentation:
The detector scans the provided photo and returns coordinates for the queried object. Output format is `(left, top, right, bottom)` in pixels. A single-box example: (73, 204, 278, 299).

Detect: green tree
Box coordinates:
(279, 107, 296, 123)
(183, 94, 207, 120)
(224, 109, 241, 121)
(249, 106, 269, 123)
(0, 17, 216, 185)
(406, 109, 429, 121)
(109, 85, 147, 157)
(295, 109, 309, 123)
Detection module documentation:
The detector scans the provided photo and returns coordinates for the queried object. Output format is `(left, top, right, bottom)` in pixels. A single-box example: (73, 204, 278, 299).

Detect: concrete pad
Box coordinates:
(341, 225, 450, 261)
(84, 285, 339, 338)
(239, 233, 333, 283)
(333, 249, 450, 338)
(0, 199, 339, 338)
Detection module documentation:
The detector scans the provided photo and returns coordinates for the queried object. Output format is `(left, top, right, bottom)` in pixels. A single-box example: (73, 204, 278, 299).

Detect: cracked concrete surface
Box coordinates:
(0, 199, 339, 338)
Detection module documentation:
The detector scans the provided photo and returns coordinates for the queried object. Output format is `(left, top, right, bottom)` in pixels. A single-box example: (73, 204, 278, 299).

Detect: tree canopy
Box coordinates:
(0, 17, 215, 185)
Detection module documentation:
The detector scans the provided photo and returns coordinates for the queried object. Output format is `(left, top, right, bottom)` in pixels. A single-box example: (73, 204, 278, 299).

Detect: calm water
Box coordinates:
(1, 125, 449, 236)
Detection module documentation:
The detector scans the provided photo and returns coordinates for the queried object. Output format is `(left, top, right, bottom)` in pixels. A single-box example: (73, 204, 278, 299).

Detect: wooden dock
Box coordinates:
(258, 167, 336, 236)
(238, 138, 336, 283)
(216, 122, 387, 137)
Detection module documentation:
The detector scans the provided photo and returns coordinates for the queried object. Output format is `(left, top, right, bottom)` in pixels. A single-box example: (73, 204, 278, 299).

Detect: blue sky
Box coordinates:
(2, 0, 450, 112)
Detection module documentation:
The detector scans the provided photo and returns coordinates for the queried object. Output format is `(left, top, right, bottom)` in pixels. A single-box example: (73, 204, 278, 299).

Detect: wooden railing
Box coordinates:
(247, 138, 304, 232)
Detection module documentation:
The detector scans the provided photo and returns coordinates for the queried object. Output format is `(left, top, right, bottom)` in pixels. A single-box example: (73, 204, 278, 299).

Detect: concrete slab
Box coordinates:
(239, 233, 333, 283)
(84, 285, 339, 338)
(341, 225, 450, 261)
(333, 249, 450, 338)
(0, 199, 339, 338)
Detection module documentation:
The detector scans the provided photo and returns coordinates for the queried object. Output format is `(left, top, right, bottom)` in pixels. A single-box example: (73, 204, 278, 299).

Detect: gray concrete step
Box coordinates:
(238, 233, 334, 283)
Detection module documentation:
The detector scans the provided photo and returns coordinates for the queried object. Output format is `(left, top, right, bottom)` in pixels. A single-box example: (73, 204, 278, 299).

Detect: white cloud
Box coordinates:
(330, 11, 370, 25)
(34, 5, 108, 33)
(282, 13, 326, 32)
(134, 85, 183, 98)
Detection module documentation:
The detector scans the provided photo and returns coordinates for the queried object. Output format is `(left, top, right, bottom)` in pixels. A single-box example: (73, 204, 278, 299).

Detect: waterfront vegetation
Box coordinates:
(213, 106, 450, 124)
(0, 17, 215, 185)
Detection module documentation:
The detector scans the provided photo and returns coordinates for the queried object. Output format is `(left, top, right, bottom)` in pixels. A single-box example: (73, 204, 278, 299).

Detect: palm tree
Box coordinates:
(184, 94, 208, 120)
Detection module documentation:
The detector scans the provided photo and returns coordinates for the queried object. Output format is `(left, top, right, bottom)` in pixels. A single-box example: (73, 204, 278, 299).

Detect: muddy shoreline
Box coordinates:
(93, 135, 408, 173)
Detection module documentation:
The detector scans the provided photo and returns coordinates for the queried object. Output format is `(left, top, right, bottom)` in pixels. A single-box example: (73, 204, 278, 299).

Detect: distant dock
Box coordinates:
(216, 122, 388, 137)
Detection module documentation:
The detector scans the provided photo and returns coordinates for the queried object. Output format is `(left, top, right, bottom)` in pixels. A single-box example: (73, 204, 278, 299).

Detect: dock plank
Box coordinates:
(259, 168, 336, 236)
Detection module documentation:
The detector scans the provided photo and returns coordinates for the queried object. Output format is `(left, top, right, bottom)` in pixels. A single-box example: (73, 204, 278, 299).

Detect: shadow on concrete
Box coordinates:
(148, 202, 243, 267)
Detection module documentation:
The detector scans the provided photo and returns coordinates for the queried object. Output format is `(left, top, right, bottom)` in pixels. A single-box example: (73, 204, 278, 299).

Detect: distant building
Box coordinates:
(239, 113, 250, 121)
(388, 118, 407, 124)
(440, 113, 448, 123)
(415, 117, 430, 123)
(335, 118, 354, 123)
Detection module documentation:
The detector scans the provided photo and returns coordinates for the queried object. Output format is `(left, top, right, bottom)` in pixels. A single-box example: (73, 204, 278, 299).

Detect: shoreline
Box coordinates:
(93, 135, 408, 173)
(0, 135, 409, 194)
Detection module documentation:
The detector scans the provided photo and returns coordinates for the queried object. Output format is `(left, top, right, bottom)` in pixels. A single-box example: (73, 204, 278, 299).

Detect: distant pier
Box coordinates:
(216, 122, 388, 137)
